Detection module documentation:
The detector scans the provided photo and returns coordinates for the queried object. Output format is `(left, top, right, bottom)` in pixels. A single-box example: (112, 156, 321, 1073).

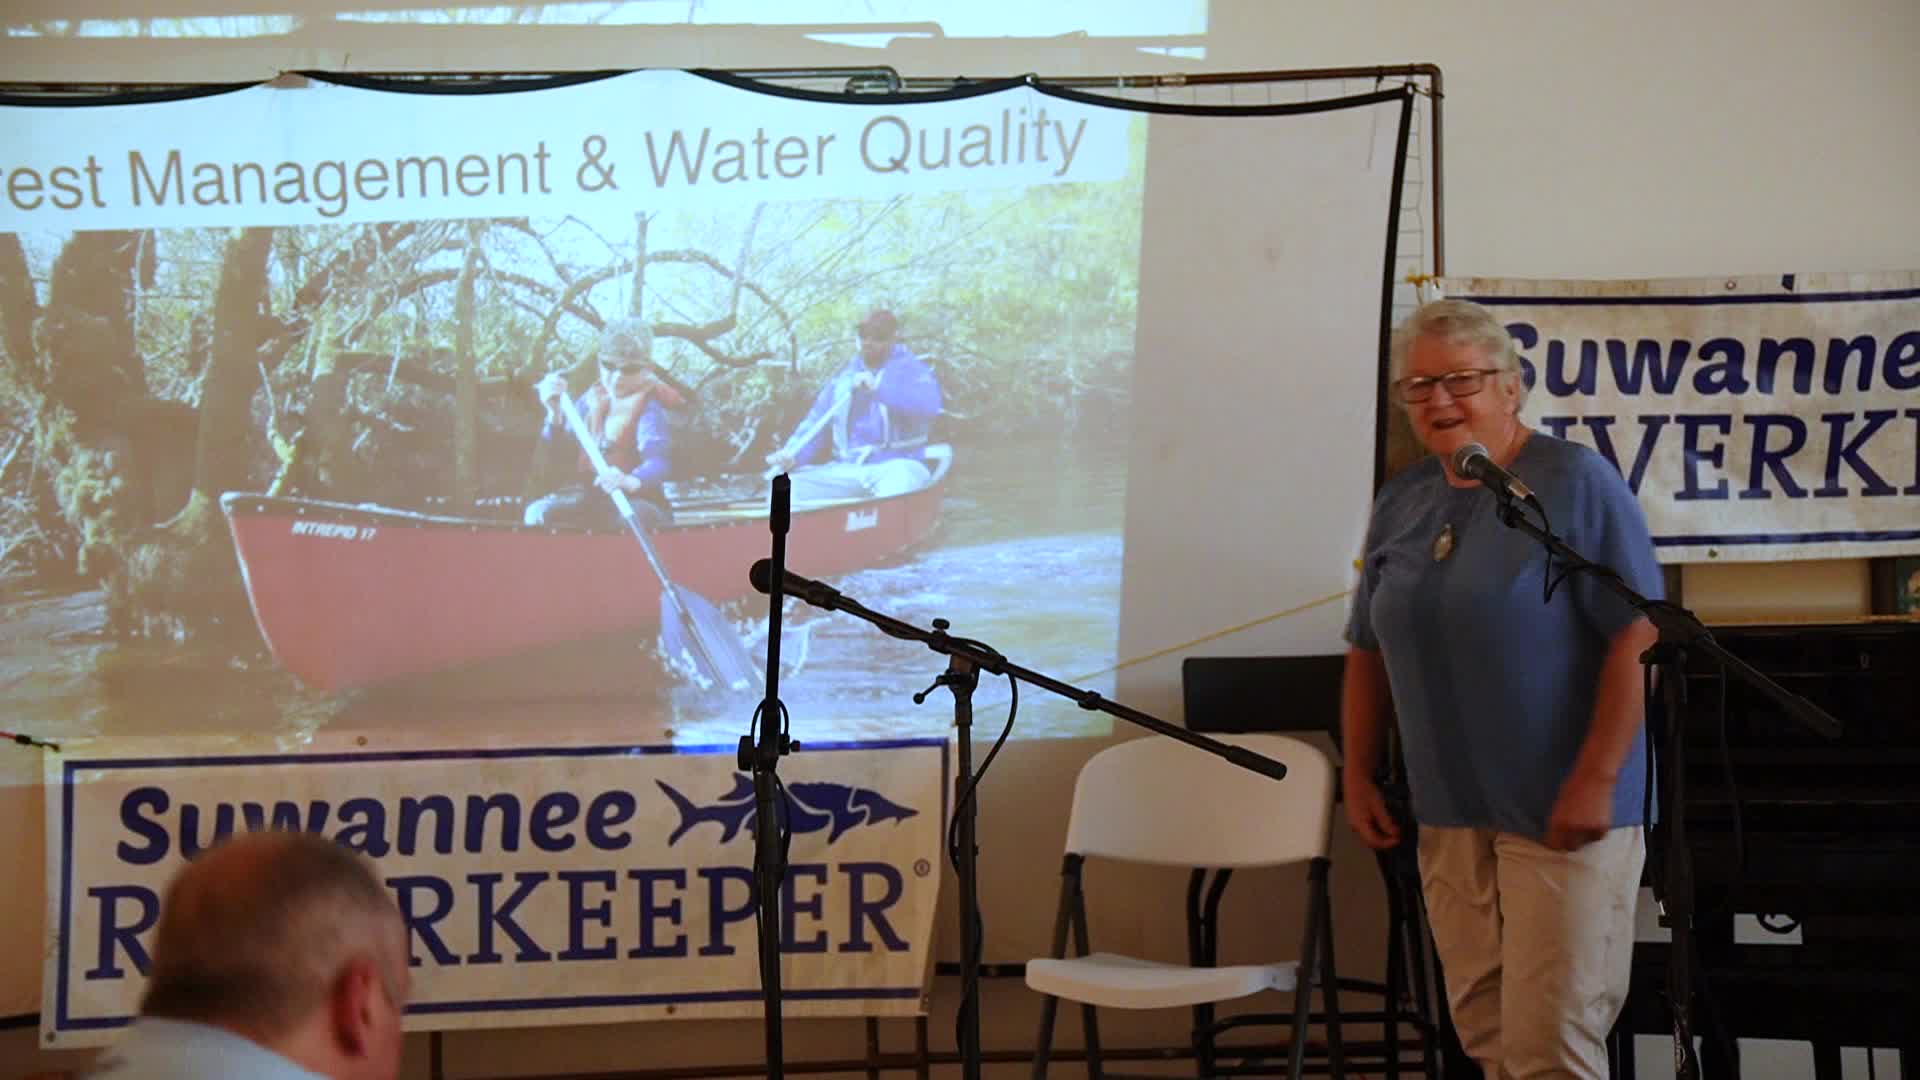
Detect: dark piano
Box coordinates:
(1617, 620, 1920, 1078)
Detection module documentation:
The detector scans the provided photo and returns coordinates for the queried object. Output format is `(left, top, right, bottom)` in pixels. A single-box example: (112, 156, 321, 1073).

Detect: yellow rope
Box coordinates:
(1066, 588, 1353, 684)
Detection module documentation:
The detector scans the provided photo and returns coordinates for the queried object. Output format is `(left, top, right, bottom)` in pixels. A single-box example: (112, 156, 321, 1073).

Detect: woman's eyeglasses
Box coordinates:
(600, 359, 649, 376)
(1393, 367, 1503, 404)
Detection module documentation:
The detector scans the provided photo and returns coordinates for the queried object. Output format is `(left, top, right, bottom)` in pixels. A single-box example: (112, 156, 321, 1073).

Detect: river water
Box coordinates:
(0, 430, 1127, 747)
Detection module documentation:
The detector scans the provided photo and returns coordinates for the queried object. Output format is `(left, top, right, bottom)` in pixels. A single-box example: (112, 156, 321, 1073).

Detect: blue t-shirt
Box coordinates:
(1345, 434, 1663, 838)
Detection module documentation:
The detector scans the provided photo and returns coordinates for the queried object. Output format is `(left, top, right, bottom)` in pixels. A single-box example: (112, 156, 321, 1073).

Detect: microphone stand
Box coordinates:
(761, 573, 1290, 1080)
(911, 638, 982, 1080)
(744, 475, 793, 1078)
(1485, 491, 1839, 1080)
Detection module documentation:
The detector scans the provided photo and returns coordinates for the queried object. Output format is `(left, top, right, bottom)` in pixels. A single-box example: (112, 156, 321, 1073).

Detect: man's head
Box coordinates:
(141, 830, 409, 1080)
(597, 317, 659, 395)
(856, 309, 898, 369)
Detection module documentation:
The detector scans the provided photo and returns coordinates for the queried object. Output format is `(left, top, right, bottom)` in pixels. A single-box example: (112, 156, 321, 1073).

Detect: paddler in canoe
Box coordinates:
(762, 308, 943, 503)
(526, 317, 682, 532)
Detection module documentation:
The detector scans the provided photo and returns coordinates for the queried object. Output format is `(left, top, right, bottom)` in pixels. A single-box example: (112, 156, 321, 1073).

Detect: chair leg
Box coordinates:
(1289, 867, 1327, 1080)
(1191, 868, 1230, 1080)
(1081, 1003, 1106, 1080)
(1404, 876, 1445, 1080)
(1192, 1003, 1217, 1079)
(1288, 963, 1316, 1080)
(1032, 855, 1083, 1080)
(1031, 993, 1060, 1080)
(1063, 855, 1104, 1080)
(1316, 862, 1346, 1079)
(1383, 865, 1406, 1080)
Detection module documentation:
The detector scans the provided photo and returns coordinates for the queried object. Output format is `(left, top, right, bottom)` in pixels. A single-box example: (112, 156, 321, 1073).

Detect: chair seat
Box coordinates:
(1026, 951, 1300, 1010)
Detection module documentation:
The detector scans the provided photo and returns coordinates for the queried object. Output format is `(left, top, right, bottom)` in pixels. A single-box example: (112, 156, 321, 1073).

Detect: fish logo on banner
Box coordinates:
(657, 774, 919, 845)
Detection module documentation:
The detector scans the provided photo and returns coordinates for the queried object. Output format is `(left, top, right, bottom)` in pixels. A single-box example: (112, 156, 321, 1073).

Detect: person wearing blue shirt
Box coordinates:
(1341, 299, 1661, 1079)
(527, 318, 680, 531)
(84, 831, 409, 1080)
(766, 309, 942, 502)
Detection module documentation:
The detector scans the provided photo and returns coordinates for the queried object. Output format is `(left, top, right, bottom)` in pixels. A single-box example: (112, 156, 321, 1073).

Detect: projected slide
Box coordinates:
(0, 71, 1408, 745)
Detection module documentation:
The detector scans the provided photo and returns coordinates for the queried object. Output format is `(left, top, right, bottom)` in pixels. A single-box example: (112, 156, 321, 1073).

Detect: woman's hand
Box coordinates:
(1545, 768, 1615, 851)
(1343, 772, 1403, 850)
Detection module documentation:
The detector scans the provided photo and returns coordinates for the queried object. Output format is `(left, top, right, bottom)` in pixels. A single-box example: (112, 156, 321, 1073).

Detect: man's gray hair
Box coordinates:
(1388, 298, 1529, 410)
(140, 830, 403, 1036)
(599, 317, 654, 363)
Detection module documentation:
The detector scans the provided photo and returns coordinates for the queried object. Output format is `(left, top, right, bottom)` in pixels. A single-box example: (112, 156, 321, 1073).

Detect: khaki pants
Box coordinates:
(788, 458, 931, 502)
(1417, 825, 1644, 1080)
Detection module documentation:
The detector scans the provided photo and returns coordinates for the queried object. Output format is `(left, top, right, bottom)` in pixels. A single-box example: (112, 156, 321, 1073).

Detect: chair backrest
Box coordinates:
(1181, 654, 1345, 745)
(1062, 734, 1333, 868)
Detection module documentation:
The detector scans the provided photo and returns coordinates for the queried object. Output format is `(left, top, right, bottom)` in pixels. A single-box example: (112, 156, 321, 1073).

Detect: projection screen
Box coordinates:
(0, 70, 1411, 746)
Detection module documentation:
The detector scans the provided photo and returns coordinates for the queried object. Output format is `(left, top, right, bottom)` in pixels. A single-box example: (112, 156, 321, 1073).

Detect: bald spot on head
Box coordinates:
(141, 831, 405, 1038)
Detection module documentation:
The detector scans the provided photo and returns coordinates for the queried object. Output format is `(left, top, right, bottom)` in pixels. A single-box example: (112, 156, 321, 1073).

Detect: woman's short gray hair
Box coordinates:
(1388, 298, 1528, 410)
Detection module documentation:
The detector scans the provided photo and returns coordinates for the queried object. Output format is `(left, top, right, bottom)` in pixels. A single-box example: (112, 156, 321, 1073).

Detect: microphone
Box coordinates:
(749, 559, 842, 609)
(1450, 442, 1537, 504)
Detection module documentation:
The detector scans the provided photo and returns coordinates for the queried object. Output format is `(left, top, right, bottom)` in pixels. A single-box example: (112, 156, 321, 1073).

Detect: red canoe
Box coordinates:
(221, 447, 950, 691)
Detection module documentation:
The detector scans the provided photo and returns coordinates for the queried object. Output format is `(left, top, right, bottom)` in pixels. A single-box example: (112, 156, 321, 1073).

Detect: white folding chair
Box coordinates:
(1026, 733, 1345, 1079)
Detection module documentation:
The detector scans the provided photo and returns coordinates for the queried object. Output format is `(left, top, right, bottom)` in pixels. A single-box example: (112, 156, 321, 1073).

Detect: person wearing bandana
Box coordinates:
(1341, 299, 1662, 1079)
(526, 317, 682, 531)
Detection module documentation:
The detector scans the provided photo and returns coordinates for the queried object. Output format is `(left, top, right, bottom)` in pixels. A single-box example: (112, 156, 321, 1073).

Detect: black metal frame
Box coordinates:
(1030, 853, 1347, 1080)
(1362, 841, 1446, 1080)
(1181, 656, 1448, 1079)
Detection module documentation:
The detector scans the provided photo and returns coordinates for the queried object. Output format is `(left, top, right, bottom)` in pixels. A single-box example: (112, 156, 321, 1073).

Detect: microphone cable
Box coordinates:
(921, 638, 1016, 1063)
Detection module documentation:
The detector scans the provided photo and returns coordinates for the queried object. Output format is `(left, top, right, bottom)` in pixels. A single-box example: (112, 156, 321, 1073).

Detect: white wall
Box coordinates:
(6, 2, 1916, 1076)
(1212, 1, 1919, 281)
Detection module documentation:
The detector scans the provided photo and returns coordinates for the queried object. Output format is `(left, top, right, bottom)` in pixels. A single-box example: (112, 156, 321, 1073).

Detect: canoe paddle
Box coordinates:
(763, 373, 857, 480)
(556, 394, 759, 693)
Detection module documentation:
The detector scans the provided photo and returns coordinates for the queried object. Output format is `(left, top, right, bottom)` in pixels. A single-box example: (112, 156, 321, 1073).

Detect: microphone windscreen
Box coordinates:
(748, 558, 773, 594)
(1450, 442, 1490, 477)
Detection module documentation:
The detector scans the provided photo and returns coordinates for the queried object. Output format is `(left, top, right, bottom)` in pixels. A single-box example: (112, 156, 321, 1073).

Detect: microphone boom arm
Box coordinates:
(747, 560, 1289, 781)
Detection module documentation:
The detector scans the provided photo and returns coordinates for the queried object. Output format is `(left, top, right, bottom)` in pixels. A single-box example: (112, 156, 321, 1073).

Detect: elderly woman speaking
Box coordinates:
(1341, 298, 1662, 1079)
